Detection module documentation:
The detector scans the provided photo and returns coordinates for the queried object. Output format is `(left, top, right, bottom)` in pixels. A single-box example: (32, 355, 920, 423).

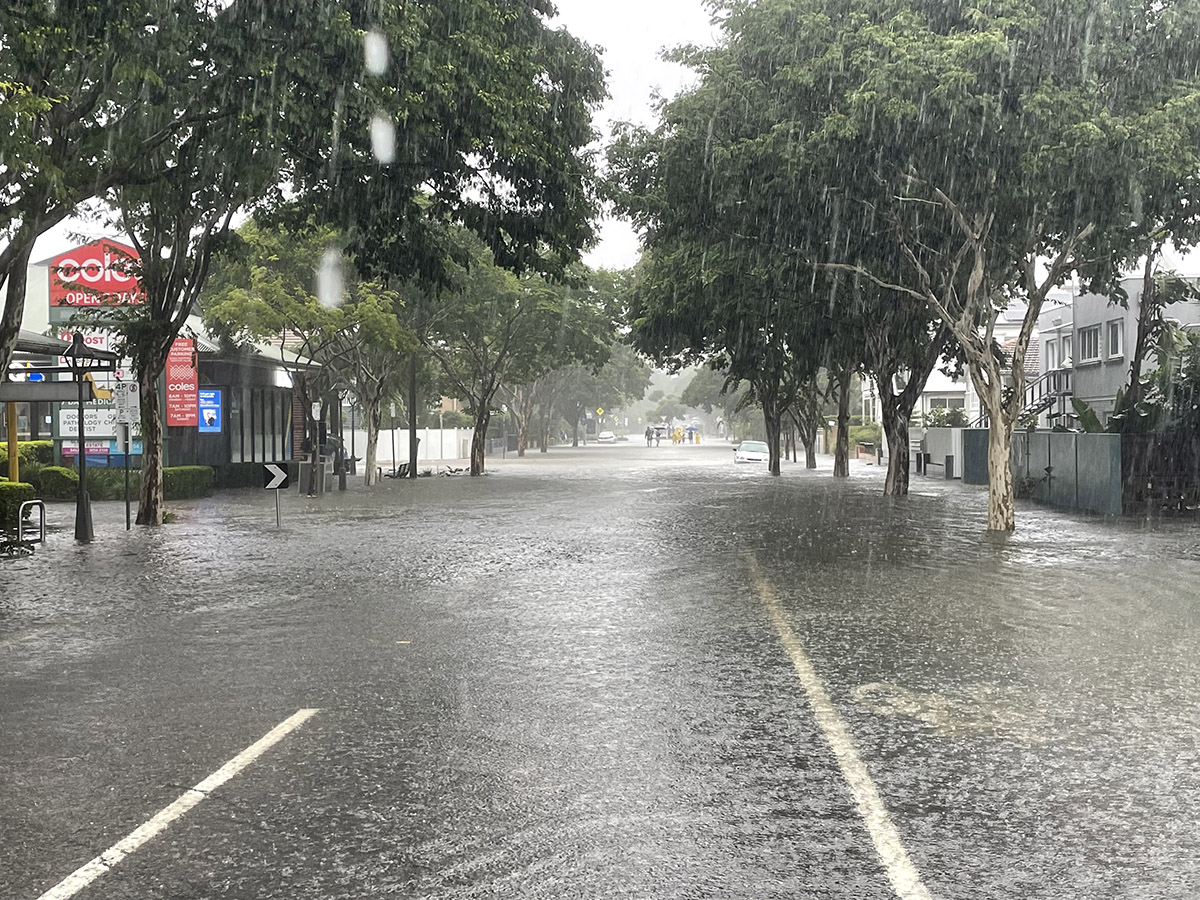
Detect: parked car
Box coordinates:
(596, 430, 616, 443)
(733, 440, 769, 463)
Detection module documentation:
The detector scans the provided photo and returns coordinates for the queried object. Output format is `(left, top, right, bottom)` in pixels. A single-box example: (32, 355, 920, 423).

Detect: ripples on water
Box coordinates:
(2, 449, 1197, 898)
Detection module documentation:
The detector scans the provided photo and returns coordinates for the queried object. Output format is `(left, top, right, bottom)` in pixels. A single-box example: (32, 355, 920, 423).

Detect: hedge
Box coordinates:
(163, 466, 214, 499)
(34, 466, 79, 499)
(0, 481, 36, 535)
(0, 440, 54, 469)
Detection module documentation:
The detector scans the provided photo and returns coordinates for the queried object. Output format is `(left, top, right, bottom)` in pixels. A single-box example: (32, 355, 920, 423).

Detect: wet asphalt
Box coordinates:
(2, 440, 1198, 899)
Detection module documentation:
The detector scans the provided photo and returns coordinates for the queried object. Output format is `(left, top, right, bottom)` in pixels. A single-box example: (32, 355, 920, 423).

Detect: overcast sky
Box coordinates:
(550, 0, 723, 270)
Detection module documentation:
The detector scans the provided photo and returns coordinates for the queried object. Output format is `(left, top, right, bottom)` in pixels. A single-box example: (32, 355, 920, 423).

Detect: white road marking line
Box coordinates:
(746, 553, 933, 900)
(36, 708, 320, 900)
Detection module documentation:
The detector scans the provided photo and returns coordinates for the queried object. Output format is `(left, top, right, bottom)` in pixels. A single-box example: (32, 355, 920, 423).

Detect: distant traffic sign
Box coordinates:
(263, 463, 290, 490)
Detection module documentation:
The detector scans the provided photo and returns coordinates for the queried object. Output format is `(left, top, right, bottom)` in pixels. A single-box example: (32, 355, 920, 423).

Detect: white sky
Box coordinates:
(550, 0, 723, 271)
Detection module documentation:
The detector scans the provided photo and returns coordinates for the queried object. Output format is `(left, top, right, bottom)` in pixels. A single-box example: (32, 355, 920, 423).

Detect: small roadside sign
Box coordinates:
(264, 463, 289, 527)
(113, 382, 140, 425)
(263, 463, 290, 490)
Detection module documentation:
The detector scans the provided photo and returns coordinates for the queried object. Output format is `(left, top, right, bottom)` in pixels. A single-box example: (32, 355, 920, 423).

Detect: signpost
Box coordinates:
(113, 382, 140, 531)
(264, 463, 290, 527)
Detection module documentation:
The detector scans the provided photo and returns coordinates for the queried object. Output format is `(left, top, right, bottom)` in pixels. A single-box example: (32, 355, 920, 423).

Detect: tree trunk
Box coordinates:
(882, 401, 911, 496)
(363, 401, 380, 485)
(407, 354, 418, 479)
(765, 407, 782, 476)
(974, 368, 1016, 531)
(805, 426, 817, 469)
(986, 419, 1015, 531)
(136, 364, 165, 525)
(0, 244, 35, 378)
(516, 418, 529, 456)
(470, 409, 491, 475)
(833, 368, 852, 477)
(1115, 251, 1159, 422)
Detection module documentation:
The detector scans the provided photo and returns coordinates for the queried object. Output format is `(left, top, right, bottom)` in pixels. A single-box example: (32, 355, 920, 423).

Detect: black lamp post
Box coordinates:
(66, 333, 94, 542)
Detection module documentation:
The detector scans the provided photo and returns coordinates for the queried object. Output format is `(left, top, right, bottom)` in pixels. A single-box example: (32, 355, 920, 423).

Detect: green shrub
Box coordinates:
(35, 466, 79, 499)
(848, 423, 882, 446)
(87, 467, 141, 501)
(163, 466, 214, 499)
(0, 481, 36, 535)
(0, 440, 54, 469)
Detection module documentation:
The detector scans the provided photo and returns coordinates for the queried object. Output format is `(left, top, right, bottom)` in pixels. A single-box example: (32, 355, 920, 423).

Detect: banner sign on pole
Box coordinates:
(165, 338, 198, 426)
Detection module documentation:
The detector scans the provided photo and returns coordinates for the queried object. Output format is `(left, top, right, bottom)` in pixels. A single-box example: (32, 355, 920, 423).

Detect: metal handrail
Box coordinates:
(971, 367, 1074, 427)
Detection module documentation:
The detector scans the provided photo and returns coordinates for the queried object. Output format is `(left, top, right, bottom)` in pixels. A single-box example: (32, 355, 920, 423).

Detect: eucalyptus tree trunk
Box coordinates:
(833, 368, 852, 477)
(470, 408, 491, 475)
(363, 401, 380, 485)
(881, 398, 911, 496)
(971, 365, 1017, 531)
(135, 361, 166, 525)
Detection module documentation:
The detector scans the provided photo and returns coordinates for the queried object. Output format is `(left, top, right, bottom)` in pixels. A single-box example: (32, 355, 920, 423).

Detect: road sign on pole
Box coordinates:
(114, 381, 140, 425)
(263, 463, 290, 490)
(264, 463, 289, 527)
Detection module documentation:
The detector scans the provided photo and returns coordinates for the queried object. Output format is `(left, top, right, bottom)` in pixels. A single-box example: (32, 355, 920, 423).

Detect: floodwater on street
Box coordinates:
(2, 440, 1198, 899)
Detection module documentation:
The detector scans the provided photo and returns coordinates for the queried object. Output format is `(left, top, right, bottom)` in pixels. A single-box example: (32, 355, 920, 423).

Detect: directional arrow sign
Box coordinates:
(263, 463, 290, 490)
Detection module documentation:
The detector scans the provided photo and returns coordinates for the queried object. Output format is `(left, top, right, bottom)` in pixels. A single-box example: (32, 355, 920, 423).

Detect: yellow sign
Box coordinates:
(596, 407, 604, 416)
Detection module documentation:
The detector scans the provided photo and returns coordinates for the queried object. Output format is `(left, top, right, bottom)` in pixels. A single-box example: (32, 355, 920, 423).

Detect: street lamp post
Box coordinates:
(65, 334, 93, 542)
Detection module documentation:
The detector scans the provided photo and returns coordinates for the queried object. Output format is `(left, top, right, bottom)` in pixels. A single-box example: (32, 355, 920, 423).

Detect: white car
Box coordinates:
(734, 440, 769, 463)
(596, 430, 616, 443)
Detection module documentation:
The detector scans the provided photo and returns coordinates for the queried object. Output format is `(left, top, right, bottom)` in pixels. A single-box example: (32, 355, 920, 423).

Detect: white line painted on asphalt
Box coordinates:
(36, 708, 320, 900)
(746, 553, 933, 900)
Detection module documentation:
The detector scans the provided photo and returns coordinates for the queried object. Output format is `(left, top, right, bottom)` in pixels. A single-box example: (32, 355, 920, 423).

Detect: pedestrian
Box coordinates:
(645, 426, 653, 446)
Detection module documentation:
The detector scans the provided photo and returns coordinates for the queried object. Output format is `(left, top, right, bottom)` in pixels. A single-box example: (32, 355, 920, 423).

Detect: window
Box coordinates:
(1046, 340, 1058, 370)
(1107, 320, 1124, 358)
(1062, 334, 1073, 364)
(929, 397, 966, 409)
(1079, 325, 1101, 362)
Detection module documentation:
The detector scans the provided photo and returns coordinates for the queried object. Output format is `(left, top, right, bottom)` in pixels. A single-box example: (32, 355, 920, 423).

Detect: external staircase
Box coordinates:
(971, 367, 1073, 428)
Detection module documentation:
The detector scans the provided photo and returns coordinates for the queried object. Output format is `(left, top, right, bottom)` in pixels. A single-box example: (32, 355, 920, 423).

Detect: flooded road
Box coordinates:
(3, 442, 1198, 898)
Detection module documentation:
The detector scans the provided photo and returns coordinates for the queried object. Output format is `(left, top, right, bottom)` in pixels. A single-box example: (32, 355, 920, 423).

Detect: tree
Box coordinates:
(203, 219, 413, 487)
(0, 1, 209, 378)
(271, 0, 607, 289)
(796, 0, 1200, 528)
(422, 239, 610, 475)
(622, 0, 1198, 529)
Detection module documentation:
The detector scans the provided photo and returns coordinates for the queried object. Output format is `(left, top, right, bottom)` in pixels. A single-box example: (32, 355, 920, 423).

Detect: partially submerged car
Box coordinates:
(733, 440, 769, 463)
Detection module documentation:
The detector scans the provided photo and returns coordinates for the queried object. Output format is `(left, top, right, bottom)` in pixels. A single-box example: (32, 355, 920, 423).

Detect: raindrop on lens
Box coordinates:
(370, 114, 396, 164)
(364, 30, 388, 75)
(317, 248, 344, 308)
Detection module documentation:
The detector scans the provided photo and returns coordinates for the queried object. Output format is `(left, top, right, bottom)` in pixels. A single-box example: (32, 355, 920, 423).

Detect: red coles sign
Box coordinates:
(49, 239, 143, 306)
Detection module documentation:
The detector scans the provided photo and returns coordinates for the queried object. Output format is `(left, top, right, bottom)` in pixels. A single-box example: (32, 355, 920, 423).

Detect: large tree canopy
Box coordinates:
(613, 0, 1200, 528)
(266, 0, 607, 284)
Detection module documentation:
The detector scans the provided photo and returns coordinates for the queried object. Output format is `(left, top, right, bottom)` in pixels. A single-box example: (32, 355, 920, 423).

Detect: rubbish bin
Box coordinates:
(857, 441, 875, 462)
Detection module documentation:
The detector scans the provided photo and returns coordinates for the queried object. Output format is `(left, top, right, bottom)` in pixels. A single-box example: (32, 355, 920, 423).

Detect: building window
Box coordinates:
(1107, 320, 1123, 358)
(1079, 325, 1101, 362)
(1062, 334, 1073, 364)
(929, 397, 966, 409)
(1046, 340, 1058, 370)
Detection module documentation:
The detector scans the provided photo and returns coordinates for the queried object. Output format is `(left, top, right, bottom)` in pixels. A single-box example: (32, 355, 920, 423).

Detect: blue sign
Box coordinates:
(198, 388, 222, 433)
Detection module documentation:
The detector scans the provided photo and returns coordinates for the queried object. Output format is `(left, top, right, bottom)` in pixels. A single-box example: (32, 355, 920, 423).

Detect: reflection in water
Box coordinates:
(2, 446, 1197, 899)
